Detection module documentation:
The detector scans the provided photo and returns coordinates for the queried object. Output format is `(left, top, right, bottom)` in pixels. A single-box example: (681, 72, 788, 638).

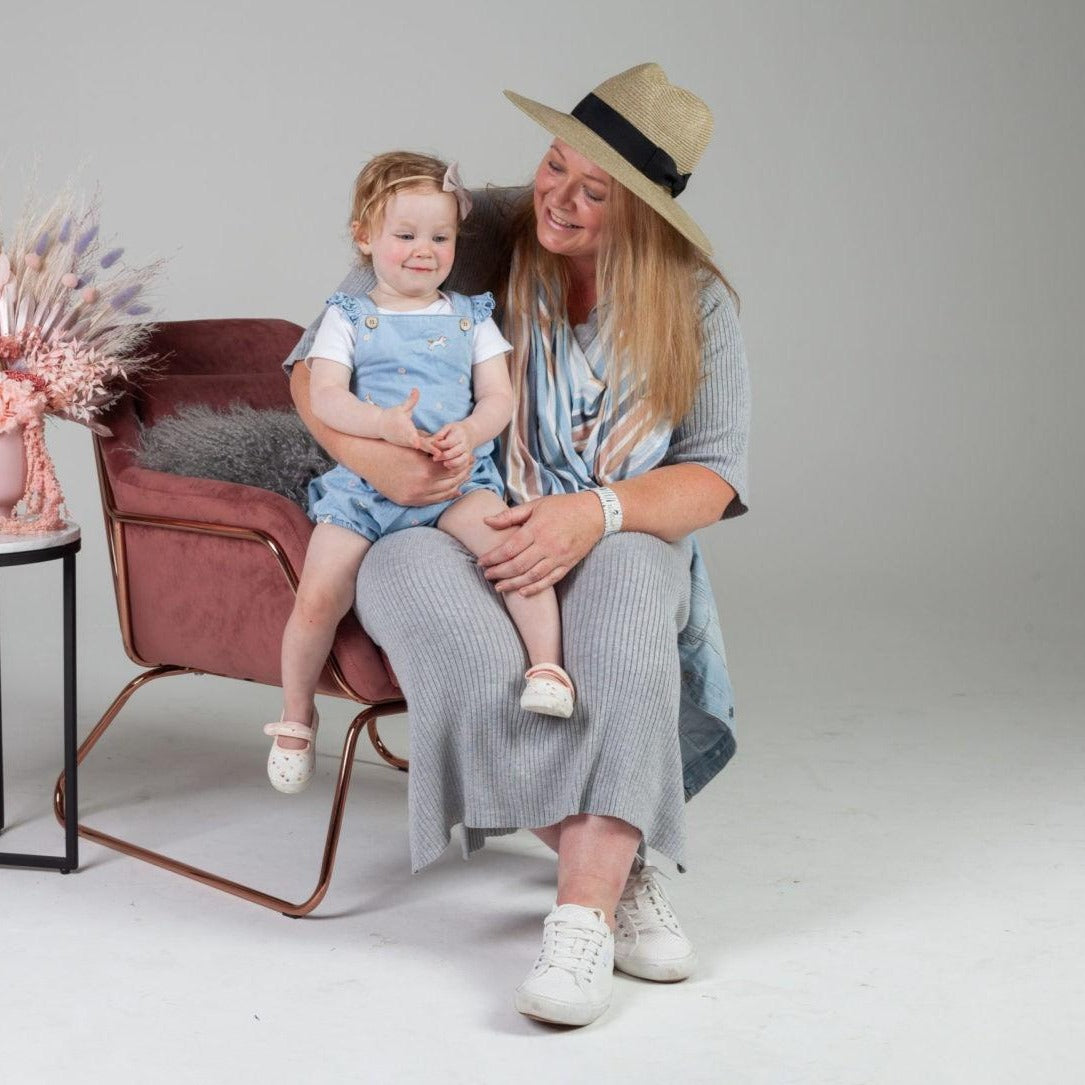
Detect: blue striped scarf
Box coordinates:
(503, 286, 673, 501)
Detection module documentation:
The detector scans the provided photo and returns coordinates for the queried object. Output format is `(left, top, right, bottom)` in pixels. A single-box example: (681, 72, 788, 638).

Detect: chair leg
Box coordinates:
(53, 667, 407, 916)
(368, 715, 409, 771)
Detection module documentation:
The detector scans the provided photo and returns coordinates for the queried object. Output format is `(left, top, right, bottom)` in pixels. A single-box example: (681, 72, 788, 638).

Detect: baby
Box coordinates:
(265, 152, 575, 793)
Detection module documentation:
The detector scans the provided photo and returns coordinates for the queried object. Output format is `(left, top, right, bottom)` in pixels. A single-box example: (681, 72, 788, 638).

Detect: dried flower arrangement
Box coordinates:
(0, 189, 162, 533)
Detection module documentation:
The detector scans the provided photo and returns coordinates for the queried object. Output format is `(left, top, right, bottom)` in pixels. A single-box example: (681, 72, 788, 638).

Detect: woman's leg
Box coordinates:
(554, 814, 641, 928)
(357, 528, 530, 870)
(531, 825, 562, 852)
(279, 523, 370, 743)
(516, 534, 696, 1022)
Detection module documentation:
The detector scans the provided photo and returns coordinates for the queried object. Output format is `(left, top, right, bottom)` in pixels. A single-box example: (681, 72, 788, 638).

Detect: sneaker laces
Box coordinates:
(537, 915, 608, 982)
(618, 865, 680, 935)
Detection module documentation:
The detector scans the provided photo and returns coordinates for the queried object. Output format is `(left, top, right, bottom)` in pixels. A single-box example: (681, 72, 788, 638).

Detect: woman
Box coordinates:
(286, 63, 750, 1027)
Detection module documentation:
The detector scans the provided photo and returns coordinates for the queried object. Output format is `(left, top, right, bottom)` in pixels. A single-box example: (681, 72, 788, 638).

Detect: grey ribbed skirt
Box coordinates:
(357, 527, 694, 872)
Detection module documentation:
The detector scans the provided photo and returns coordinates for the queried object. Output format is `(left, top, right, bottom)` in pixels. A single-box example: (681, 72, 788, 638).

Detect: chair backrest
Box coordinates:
(98, 317, 303, 478)
(95, 317, 401, 704)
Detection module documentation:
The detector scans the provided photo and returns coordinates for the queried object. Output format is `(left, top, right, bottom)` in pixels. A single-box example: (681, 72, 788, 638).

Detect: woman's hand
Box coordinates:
(382, 447, 472, 505)
(480, 492, 605, 596)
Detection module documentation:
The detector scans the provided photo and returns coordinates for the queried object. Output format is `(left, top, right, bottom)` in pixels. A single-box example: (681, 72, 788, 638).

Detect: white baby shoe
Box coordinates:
(262, 709, 320, 794)
(520, 664, 575, 719)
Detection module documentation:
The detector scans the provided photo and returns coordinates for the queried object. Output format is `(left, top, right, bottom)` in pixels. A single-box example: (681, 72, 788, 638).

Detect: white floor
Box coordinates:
(1, 588, 1082, 1084)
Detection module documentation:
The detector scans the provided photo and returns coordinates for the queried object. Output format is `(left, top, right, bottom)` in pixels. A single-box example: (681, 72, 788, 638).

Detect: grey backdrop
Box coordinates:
(2, 3, 1081, 806)
(2, 2, 1084, 1078)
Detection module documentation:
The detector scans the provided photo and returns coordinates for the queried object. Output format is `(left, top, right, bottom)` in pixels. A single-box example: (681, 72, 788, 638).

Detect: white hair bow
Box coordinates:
(442, 162, 473, 221)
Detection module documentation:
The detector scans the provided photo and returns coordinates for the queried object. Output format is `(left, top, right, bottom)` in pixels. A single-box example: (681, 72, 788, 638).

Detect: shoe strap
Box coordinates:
(263, 721, 314, 742)
(524, 664, 573, 690)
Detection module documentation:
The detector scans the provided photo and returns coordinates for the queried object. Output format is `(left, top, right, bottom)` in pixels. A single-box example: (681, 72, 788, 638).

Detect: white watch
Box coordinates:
(592, 486, 623, 535)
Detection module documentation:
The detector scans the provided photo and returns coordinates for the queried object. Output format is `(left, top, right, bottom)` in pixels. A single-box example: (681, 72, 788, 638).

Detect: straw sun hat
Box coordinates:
(505, 62, 715, 255)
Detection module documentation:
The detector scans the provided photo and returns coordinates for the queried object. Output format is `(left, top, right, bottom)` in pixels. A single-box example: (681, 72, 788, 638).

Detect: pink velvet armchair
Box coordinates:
(54, 318, 407, 915)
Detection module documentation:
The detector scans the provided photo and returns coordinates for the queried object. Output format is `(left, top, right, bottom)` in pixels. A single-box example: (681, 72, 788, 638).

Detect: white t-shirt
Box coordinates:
(308, 293, 512, 370)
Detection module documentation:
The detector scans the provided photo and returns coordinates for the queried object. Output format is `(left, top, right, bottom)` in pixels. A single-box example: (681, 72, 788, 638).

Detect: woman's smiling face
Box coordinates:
(532, 139, 612, 268)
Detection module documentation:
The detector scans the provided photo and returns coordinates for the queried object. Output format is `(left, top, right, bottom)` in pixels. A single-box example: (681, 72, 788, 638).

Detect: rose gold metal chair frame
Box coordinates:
(53, 439, 408, 916)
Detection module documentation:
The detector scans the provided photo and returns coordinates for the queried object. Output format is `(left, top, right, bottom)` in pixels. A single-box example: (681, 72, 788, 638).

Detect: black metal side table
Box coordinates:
(0, 523, 80, 873)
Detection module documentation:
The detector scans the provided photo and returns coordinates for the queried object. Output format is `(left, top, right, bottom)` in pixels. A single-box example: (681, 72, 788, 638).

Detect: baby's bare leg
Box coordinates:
(438, 490, 562, 668)
(280, 523, 371, 745)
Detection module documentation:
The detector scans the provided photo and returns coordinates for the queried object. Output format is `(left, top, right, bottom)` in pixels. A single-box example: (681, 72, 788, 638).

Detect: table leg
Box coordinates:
(0, 605, 5, 832)
(0, 537, 80, 872)
(62, 551, 78, 872)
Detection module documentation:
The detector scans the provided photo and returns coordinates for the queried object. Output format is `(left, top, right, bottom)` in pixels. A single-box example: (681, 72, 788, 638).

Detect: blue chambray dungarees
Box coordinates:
(307, 290, 505, 541)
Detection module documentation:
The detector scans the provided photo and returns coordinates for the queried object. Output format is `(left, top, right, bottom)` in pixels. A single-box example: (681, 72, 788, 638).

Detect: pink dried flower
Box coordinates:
(0, 371, 47, 432)
(0, 334, 23, 363)
(3, 370, 47, 394)
(0, 377, 65, 532)
(15, 330, 136, 428)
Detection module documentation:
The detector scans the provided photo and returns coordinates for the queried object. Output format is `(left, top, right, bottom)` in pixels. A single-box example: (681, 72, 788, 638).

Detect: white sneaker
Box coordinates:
(515, 904, 614, 1026)
(614, 862, 697, 981)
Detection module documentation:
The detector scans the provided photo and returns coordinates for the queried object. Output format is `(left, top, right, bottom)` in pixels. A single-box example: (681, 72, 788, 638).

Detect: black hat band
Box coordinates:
(570, 93, 691, 197)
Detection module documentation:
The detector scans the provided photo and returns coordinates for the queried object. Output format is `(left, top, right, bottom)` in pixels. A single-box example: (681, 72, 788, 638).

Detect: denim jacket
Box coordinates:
(679, 538, 737, 799)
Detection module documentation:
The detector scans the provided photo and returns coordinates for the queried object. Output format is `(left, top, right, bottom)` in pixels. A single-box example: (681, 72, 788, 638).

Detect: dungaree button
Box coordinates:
(459, 318, 471, 332)
(365, 315, 379, 329)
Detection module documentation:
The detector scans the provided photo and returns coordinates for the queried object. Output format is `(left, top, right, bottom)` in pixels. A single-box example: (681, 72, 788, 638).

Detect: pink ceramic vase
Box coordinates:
(0, 425, 27, 520)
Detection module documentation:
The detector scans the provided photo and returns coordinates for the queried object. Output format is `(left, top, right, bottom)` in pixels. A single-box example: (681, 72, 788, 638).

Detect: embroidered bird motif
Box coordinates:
(427, 335, 449, 350)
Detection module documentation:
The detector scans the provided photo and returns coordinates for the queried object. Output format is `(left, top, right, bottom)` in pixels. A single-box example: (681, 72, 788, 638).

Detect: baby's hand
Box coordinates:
(430, 421, 474, 471)
(379, 389, 425, 449)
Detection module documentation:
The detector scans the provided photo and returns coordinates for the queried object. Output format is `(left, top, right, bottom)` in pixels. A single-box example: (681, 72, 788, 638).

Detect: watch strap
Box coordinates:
(591, 486, 623, 535)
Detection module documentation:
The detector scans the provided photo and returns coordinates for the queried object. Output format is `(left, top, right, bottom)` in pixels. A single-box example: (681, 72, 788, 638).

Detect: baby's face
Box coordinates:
(356, 187, 459, 309)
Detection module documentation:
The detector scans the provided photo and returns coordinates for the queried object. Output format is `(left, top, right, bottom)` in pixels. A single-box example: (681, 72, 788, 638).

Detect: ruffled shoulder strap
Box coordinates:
(469, 291, 496, 325)
(325, 291, 375, 327)
(443, 290, 496, 324)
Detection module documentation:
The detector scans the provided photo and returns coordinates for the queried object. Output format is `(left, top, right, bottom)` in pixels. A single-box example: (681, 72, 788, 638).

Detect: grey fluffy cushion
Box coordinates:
(137, 403, 333, 508)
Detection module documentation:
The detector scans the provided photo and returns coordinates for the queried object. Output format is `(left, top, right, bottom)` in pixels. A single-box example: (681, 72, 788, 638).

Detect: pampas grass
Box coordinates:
(0, 184, 162, 392)
(0, 183, 165, 531)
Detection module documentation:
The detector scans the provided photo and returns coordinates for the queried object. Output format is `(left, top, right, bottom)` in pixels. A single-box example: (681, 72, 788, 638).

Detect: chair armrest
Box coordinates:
(102, 462, 401, 702)
(108, 464, 315, 578)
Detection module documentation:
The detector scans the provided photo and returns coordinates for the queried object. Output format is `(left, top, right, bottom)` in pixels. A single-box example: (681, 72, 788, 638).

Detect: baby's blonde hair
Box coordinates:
(349, 151, 450, 261)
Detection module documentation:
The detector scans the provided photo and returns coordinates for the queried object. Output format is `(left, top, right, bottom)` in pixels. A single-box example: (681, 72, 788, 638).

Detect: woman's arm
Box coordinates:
(290, 363, 471, 507)
(611, 465, 735, 538)
(479, 279, 748, 596)
(479, 465, 733, 595)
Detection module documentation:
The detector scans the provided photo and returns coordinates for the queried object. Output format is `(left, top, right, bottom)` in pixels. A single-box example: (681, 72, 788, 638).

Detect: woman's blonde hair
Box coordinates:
(348, 151, 450, 261)
(506, 182, 737, 431)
